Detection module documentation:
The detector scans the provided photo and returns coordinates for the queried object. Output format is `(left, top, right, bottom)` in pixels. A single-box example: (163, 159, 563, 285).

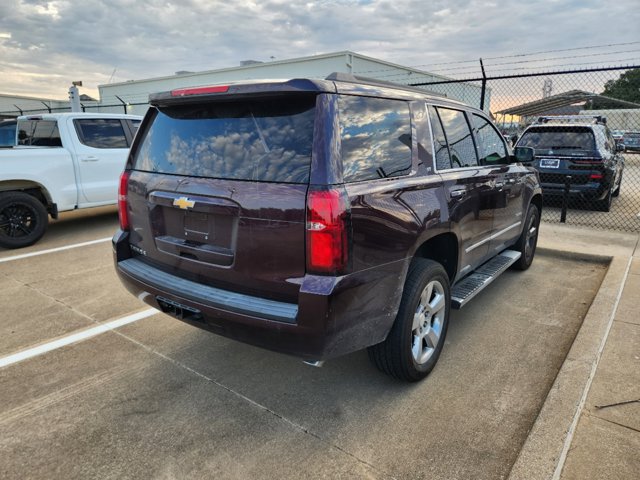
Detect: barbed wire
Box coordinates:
(354, 41, 640, 76)
(367, 61, 640, 82)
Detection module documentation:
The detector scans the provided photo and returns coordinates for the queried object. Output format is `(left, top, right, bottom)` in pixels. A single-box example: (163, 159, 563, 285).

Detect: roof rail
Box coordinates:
(536, 115, 607, 125)
(325, 72, 447, 97)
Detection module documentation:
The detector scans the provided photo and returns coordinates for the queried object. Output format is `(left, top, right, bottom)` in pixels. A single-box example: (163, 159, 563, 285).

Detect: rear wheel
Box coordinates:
(594, 187, 613, 212)
(512, 204, 539, 271)
(612, 173, 622, 197)
(0, 192, 48, 249)
(368, 259, 450, 382)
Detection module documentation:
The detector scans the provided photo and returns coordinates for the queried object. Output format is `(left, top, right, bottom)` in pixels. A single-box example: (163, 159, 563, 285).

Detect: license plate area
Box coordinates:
(540, 158, 560, 169)
(184, 210, 212, 241)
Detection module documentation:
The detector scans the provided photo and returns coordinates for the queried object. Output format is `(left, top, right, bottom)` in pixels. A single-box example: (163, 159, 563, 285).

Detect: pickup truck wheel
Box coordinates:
(512, 204, 539, 271)
(0, 192, 48, 249)
(368, 259, 450, 382)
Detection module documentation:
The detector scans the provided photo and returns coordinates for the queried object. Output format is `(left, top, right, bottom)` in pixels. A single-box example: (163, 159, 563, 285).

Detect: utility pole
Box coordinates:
(68, 81, 83, 112)
(542, 79, 553, 98)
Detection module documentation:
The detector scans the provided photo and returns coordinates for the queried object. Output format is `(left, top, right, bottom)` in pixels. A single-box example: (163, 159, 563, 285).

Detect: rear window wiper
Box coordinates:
(250, 112, 270, 153)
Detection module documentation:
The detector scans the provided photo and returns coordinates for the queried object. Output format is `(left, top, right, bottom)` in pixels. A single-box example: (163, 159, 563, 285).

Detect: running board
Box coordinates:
(451, 250, 521, 309)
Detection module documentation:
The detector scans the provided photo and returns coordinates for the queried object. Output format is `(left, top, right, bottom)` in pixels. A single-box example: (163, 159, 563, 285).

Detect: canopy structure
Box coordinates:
(497, 90, 640, 117)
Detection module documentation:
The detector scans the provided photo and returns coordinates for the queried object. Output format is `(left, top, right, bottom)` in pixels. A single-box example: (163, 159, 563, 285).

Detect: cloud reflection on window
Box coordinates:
(133, 99, 315, 184)
(339, 95, 412, 183)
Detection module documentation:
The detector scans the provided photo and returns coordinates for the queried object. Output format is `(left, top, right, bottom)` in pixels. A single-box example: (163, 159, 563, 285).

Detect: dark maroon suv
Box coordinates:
(114, 74, 542, 381)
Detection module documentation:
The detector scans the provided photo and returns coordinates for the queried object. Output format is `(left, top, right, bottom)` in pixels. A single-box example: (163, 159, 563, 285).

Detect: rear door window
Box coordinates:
(339, 95, 412, 182)
(17, 120, 62, 147)
(74, 119, 129, 148)
(133, 96, 316, 184)
(435, 107, 478, 168)
(472, 114, 508, 165)
(428, 105, 452, 170)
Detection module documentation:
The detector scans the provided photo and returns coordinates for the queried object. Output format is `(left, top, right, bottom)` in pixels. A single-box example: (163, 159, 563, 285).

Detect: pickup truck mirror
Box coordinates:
(513, 146, 534, 163)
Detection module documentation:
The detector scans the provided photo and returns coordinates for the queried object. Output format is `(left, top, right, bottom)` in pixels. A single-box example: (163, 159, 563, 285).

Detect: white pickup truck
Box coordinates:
(0, 112, 142, 249)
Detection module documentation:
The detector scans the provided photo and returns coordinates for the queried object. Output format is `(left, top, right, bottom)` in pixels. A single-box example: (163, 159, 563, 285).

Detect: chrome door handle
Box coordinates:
(81, 156, 99, 162)
(450, 190, 467, 198)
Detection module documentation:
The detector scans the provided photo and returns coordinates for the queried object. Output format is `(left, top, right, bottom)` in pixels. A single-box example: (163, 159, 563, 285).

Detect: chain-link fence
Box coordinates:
(0, 102, 149, 118)
(412, 66, 640, 232)
(3, 65, 639, 232)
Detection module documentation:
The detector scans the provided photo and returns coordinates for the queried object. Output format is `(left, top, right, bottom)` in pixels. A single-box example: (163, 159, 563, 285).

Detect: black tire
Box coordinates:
(594, 187, 612, 212)
(612, 173, 622, 197)
(0, 192, 49, 249)
(368, 258, 450, 382)
(512, 204, 539, 271)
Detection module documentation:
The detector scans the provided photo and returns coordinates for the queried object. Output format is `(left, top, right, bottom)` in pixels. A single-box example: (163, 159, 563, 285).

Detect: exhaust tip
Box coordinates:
(303, 360, 325, 368)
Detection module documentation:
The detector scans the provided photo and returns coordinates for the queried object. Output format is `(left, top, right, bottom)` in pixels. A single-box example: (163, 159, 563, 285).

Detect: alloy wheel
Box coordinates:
(411, 280, 446, 365)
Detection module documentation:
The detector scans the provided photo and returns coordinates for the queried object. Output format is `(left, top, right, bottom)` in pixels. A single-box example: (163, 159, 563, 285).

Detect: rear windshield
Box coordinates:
(133, 96, 316, 184)
(518, 127, 595, 151)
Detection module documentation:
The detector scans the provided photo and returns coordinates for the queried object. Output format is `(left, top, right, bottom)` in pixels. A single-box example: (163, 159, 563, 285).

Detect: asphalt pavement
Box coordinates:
(0, 207, 638, 479)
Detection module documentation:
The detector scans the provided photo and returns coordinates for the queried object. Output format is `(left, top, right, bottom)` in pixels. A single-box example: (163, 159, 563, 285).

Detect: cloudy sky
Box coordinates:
(1, 0, 639, 100)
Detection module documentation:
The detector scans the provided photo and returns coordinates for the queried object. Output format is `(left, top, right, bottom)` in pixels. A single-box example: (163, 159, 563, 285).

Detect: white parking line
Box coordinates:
(0, 237, 112, 263)
(0, 308, 157, 369)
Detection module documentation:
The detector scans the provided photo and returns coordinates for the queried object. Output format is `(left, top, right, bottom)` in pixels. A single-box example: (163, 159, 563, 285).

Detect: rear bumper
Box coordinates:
(537, 166, 613, 201)
(118, 258, 299, 324)
(538, 173, 611, 200)
(540, 182, 608, 200)
(113, 231, 406, 361)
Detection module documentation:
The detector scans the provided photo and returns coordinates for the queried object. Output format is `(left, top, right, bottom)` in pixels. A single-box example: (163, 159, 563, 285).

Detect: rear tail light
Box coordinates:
(306, 188, 350, 274)
(118, 170, 131, 231)
(590, 173, 603, 180)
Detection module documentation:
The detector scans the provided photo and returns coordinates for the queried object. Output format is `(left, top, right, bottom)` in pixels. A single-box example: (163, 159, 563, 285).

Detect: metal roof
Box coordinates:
(497, 90, 640, 116)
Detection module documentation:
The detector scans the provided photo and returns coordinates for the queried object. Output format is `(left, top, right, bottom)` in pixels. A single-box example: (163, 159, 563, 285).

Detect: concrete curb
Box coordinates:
(508, 224, 637, 480)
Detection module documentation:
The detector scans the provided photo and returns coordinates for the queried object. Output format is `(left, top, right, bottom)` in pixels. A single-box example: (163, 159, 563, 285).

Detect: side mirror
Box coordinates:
(616, 143, 626, 152)
(513, 146, 534, 163)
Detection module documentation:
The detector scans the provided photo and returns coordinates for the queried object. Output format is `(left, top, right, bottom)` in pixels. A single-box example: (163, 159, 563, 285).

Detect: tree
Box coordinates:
(602, 68, 640, 103)
(587, 68, 640, 109)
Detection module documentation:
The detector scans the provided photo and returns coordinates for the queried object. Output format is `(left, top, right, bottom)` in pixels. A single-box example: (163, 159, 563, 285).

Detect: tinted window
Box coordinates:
(133, 96, 316, 184)
(518, 127, 595, 151)
(428, 105, 452, 170)
(129, 119, 141, 134)
(0, 121, 16, 146)
(603, 129, 615, 153)
(624, 133, 640, 146)
(472, 114, 508, 164)
(436, 107, 478, 168)
(17, 120, 62, 147)
(75, 119, 128, 148)
(339, 95, 412, 182)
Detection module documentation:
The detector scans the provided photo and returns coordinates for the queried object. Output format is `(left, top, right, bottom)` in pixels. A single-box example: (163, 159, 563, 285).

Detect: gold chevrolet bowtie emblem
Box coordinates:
(173, 196, 196, 210)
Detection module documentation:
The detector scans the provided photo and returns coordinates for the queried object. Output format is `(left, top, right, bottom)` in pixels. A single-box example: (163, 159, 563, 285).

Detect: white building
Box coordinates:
(98, 51, 489, 115)
(1, 51, 489, 118)
(0, 93, 98, 119)
(579, 109, 640, 131)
